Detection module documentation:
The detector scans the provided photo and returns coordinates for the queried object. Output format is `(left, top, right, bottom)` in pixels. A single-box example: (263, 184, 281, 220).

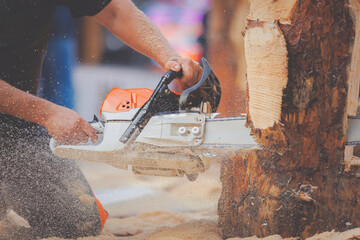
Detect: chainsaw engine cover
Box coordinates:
(100, 88, 181, 116)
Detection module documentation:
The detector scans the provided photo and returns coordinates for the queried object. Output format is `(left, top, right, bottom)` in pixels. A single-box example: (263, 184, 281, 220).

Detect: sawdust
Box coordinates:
(0, 221, 35, 240)
(40, 211, 218, 240)
(78, 192, 96, 205)
(38, 215, 360, 240)
(147, 219, 221, 240)
(305, 230, 337, 240)
(308, 229, 360, 240)
(228, 235, 284, 240)
(36, 161, 360, 240)
(2, 150, 359, 240)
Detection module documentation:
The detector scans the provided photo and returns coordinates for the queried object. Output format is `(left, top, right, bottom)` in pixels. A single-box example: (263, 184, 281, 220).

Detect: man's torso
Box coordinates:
(0, 0, 111, 94)
(0, 0, 57, 94)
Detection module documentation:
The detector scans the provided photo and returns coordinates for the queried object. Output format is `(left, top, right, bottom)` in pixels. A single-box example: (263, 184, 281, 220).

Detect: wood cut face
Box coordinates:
(245, 22, 288, 129)
(344, 0, 360, 169)
(347, 0, 360, 116)
(248, 0, 298, 24)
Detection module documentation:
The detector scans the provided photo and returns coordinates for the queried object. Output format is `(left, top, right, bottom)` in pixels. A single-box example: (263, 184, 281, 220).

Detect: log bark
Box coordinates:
(218, 0, 359, 238)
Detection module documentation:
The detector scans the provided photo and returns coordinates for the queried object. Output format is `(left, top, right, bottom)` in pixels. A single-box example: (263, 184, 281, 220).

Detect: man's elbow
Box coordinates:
(93, 0, 134, 31)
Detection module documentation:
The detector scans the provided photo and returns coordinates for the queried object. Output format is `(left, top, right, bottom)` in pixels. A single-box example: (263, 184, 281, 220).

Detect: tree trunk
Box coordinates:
(218, 0, 359, 238)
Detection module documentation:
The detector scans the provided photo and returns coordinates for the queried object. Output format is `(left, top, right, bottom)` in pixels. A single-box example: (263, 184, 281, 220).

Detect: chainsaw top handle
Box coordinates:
(119, 57, 221, 144)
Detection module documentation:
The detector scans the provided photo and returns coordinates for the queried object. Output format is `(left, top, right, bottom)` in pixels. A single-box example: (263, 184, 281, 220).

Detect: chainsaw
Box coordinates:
(50, 58, 257, 181)
(50, 58, 360, 181)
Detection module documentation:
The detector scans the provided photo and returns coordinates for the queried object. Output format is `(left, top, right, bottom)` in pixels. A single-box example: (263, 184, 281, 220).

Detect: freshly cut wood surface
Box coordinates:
(347, 0, 360, 116)
(245, 22, 288, 129)
(248, 0, 298, 24)
(344, 0, 360, 170)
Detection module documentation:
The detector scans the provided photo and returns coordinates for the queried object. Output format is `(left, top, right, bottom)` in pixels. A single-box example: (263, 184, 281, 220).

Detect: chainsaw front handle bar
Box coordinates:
(163, 69, 184, 84)
(119, 69, 183, 143)
(179, 58, 221, 112)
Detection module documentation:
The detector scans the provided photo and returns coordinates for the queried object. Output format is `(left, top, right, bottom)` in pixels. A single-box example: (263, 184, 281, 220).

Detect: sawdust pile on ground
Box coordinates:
(40, 161, 360, 240)
(40, 214, 360, 240)
(3, 161, 360, 240)
(99, 210, 217, 239)
(42, 210, 219, 240)
(146, 219, 221, 240)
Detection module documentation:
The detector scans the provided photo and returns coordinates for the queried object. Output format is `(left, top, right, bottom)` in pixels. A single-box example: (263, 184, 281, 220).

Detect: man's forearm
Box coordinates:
(93, 0, 181, 68)
(0, 79, 56, 125)
(0, 79, 98, 143)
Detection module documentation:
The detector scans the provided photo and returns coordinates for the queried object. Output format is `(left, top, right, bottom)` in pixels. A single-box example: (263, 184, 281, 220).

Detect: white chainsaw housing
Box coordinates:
(50, 110, 258, 181)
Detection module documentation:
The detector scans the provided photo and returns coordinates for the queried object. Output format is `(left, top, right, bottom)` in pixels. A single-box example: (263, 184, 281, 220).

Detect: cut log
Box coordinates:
(218, 0, 358, 238)
(247, 0, 298, 24)
(347, 0, 360, 117)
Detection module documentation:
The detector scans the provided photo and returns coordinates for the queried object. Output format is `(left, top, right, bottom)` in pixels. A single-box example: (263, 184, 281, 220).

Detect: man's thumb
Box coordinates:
(166, 60, 181, 72)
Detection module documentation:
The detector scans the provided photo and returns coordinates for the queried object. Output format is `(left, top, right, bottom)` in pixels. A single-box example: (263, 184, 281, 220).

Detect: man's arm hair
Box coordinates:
(0, 79, 97, 144)
(0, 79, 56, 125)
(92, 0, 203, 89)
(92, 0, 181, 69)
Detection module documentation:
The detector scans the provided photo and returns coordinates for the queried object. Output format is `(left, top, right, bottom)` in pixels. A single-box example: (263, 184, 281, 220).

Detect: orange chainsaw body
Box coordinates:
(100, 88, 154, 115)
(100, 88, 180, 115)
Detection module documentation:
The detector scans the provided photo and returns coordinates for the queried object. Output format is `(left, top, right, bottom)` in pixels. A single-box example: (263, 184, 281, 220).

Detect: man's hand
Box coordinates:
(0, 79, 97, 145)
(165, 58, 203, 90)
(43, 106, 98, 145)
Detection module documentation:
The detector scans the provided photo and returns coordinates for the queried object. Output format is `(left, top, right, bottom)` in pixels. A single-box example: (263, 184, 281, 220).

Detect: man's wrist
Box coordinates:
(32, 99, 58, 127)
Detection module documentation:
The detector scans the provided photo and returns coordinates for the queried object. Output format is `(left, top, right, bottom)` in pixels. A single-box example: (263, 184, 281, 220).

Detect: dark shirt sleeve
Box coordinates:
(58, 0, 112, 18)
